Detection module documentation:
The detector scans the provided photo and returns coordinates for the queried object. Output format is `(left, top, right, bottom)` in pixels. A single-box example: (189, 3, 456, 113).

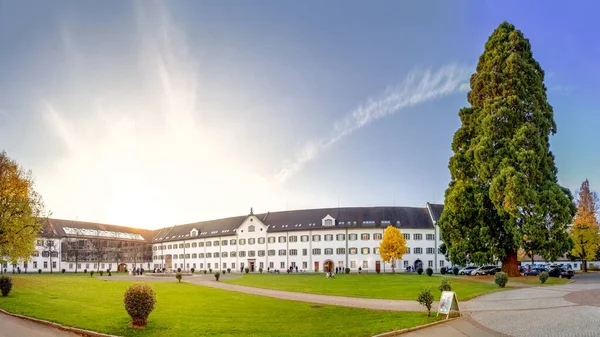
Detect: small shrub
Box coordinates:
(453, 267, 459, 276)
(440, 267, 446, 275)
(38, 269, 42, 274)
(417, 267, 424, 275)
(245, 267, 249, 274)
(215, 272, 221, 281)
(495, 272, 508, 288)
(438, 278, 453, 292)
(61, 269, 66, 273)
(227, 268, 231, 273)
(90, 270, 95, 277)
(203, 270, 207, 274)
(259, 267, 263, 273)
(345, 267, 350, 274)
(99, 271, 104, 276)
(358, 267, 362, 274)
(209, 269, 212, 273)
(222, 270, 225, 275)
(177, 268, 181, 273)
(123, 283, 156, 327)
(190, 268, 195, 273)
(0, 276, 13, 296)
(426, 267, 433, 276)
(84, 269, 87, 274)
(417, 288, 434, 316)
(176, 272, 182, 282)
(108, 271, 112, 277)
(539, 271, 549, 284)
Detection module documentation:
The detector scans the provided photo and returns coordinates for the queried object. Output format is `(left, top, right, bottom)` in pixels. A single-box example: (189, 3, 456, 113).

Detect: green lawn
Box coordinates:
(0, 275, 440, 337)
(224, 273, 502, 300)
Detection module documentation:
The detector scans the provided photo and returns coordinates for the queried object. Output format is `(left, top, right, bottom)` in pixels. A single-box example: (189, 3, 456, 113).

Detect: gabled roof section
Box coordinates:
(427, 203, 444, 222)
(152, 215, 247, 243)
(46, 218, 156, 241)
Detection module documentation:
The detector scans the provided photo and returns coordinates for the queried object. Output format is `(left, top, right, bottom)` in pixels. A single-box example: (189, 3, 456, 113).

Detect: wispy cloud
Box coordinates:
(274, 64, 472, 183)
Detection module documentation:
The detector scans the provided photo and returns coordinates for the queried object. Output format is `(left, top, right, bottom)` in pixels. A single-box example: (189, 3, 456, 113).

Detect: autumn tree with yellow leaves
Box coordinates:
(379, 226, 408, 273)
(570, 179, 599, 272)
(0, 151, 45, 266)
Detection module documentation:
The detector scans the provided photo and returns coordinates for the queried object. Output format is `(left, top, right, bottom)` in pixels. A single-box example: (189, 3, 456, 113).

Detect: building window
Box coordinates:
(230, 251, 237, 257)
(362, 261, 368, 268)
(178, 244, 183, 249)
(280, 262, 285, 269)
(349, 248, 357, 255)
(223, 263, 227, 269)
(278, 236, 286, 243)
(206, 241, 212, 247)
(349, 234, 357, 241)
(289, 236, 298, 242)
(426, 248, 434, 254)
(36, 240, 43, 246)
(239, 251, 246, 257)
(301, 235, 309, 242)
(199, 242, 205, 247)
(324, 234, 333, 242)
(248, 238, 256, 245)
(336, 248, 345, 255)
(222, 252, 228, 257)
(268, 250, 275, 256)
(403, 233, 410, 240)
(428, 260, 433, 267)
(268, 237, 276, 243)
(414, 234, 423, 240)
(269, 262, 274, 268)
(373, 247, 379, 254)
(185, 254, 190, 259)
(414, 248, 423, 254)
(373, 233, 382, 240)
(324, 248, 333, 255)
(214, 252, 220, 258)
(207, 263, 211, 269)
(248, 225, 255, 232)
(361, 247, 370, 255)
(258, 238, 265, 244)
(440, 260, 445, 267)
(200, 263, 204, 269)
(178, 254, 183, 259)
(191, 242, 197, 248)
(278, 249, 286, 256)
(404, 260, 409, 268)
(222, 240, 228, 246)
(303, 262, 308, 269)
(336, 234, 345, 241)
(426, 234, 434, 241)
(361, 233, 370, 240)
(52, 262, 57, 268)
(312, 235, 321, 242)
(239, 239, 245, 245)
(258, 250, 265, 257)
(206, 253, 212, 258)
(185, 243, 190, 248)
(33, 262, 37, 268)
(231, 263, 235, 269)
(213, 240, 220, 246)
(406, 247, 410, 254)
(350, 261, 356, 268)
(230, 239, 236, 245)
(248, 251, 255, 257)
(199, 253, 205, 258)
(302, 249, 307, 256)
(289, 249, 298, 256)
(312, 248, 321, 255)
(324, 219, 333, 226)
(168, 244, 172, 249)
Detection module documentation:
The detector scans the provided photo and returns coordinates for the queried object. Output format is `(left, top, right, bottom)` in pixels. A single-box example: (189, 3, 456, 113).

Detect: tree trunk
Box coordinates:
(583, 259, 588, 273)
(502, 250, 520, 277)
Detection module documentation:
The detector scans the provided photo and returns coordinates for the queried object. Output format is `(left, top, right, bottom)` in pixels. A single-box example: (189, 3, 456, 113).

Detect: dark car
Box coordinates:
(471, 265, 498, 276)
(523, 268, 542, 276)
(489, 267, 501, 275)
(548, 267, 574, 279)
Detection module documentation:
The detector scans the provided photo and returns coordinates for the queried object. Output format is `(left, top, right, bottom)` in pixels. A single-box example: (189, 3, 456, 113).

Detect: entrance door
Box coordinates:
(118, 263, 127, 272)
(314, 261, 319, 272)
(324, 260, 334, 272)
(376, 261, 381, 273)
(249, 261, 255, 272)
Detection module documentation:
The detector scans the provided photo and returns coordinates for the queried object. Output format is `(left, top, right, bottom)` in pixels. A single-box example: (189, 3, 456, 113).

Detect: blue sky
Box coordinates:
(0, 1, 598, 228)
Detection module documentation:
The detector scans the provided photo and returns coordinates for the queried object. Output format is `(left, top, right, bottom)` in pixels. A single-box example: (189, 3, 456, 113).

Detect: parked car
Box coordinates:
(489, 267, 501, 275)
(458, 266, 478, 275)
(470, 265, 498, 276)
(548, 267, 574, 279)
(523, 268, 542, 276)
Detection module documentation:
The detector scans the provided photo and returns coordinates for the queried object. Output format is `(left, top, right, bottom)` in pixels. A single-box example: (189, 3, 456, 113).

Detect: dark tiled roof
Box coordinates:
(46, 218, 157, 241)
(263, 207, 434, 232)
(427, 203, 444, 222)
(151, 216, 247, 243)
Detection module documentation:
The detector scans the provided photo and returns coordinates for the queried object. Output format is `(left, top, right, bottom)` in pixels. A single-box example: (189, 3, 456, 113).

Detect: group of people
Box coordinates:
(129, 267, 144, 275)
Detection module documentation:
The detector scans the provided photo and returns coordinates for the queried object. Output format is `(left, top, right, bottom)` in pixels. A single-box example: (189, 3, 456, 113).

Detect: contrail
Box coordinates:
(274, 63, 472, 183)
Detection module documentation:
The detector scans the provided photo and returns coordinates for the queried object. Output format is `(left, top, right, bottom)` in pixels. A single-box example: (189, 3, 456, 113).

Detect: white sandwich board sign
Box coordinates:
(437, 291, 461, 319)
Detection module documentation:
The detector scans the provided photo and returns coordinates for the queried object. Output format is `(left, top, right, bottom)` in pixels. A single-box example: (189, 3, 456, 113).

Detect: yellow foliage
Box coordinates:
(570, 179, 600, 265)
(379, 226, 408, 272)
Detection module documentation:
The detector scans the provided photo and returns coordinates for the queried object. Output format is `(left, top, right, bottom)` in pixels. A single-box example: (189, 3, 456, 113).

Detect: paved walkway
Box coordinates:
(0, 312, 78, 337)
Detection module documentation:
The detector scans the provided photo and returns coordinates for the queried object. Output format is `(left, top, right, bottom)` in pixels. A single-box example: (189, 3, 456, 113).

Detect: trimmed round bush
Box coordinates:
(426, 267, 433, 276)
(190, 268, 195, 273)
(99, 271, 104, 276)
(84, 269, 87, 274)
(123, 283, 156, 327)
(495, 272, 508, 288)
(227, 268, 231, 273)
(209, 269, 212, 273)
(177, 268, 181, 273)
(440, 267, 446, 275)
(345, 267, 350, 274)
(90, 270, 95, 277)
(417, 267, 424, 275)
(0, 276, 13, 296)
(215, 272, 221, 281)
(453, 267, 459, 276)
(176, 272, 182, 282)
(38, 269, 42, 274)
(203, 270, 207, 274)
(108, 271, 112, 276)
(539, 271, 549, 284)
(438, 278, 453, 292)
(244, 267, 249, 274)
(61, 269, 66, 273)
(259, 267, 263, 273)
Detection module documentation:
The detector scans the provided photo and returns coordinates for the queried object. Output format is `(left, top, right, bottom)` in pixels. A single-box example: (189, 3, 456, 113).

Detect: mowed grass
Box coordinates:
(0, 275, 440, 337)
(224, 273, 502, 300)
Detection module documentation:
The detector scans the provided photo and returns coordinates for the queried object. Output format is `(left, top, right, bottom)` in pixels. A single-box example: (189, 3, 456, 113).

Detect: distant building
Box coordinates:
(2, 203, 451, 273)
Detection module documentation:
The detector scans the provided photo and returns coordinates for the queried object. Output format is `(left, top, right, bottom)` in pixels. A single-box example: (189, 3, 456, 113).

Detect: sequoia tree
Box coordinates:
(439, 22, 575, 277)
(0, 151, 45, 263)
(570, 179, 599, 272)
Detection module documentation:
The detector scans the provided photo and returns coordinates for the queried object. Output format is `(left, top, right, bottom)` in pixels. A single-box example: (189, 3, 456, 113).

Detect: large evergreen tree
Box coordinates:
(570, 179, 599, 272)
(439, 22, 575, 276)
